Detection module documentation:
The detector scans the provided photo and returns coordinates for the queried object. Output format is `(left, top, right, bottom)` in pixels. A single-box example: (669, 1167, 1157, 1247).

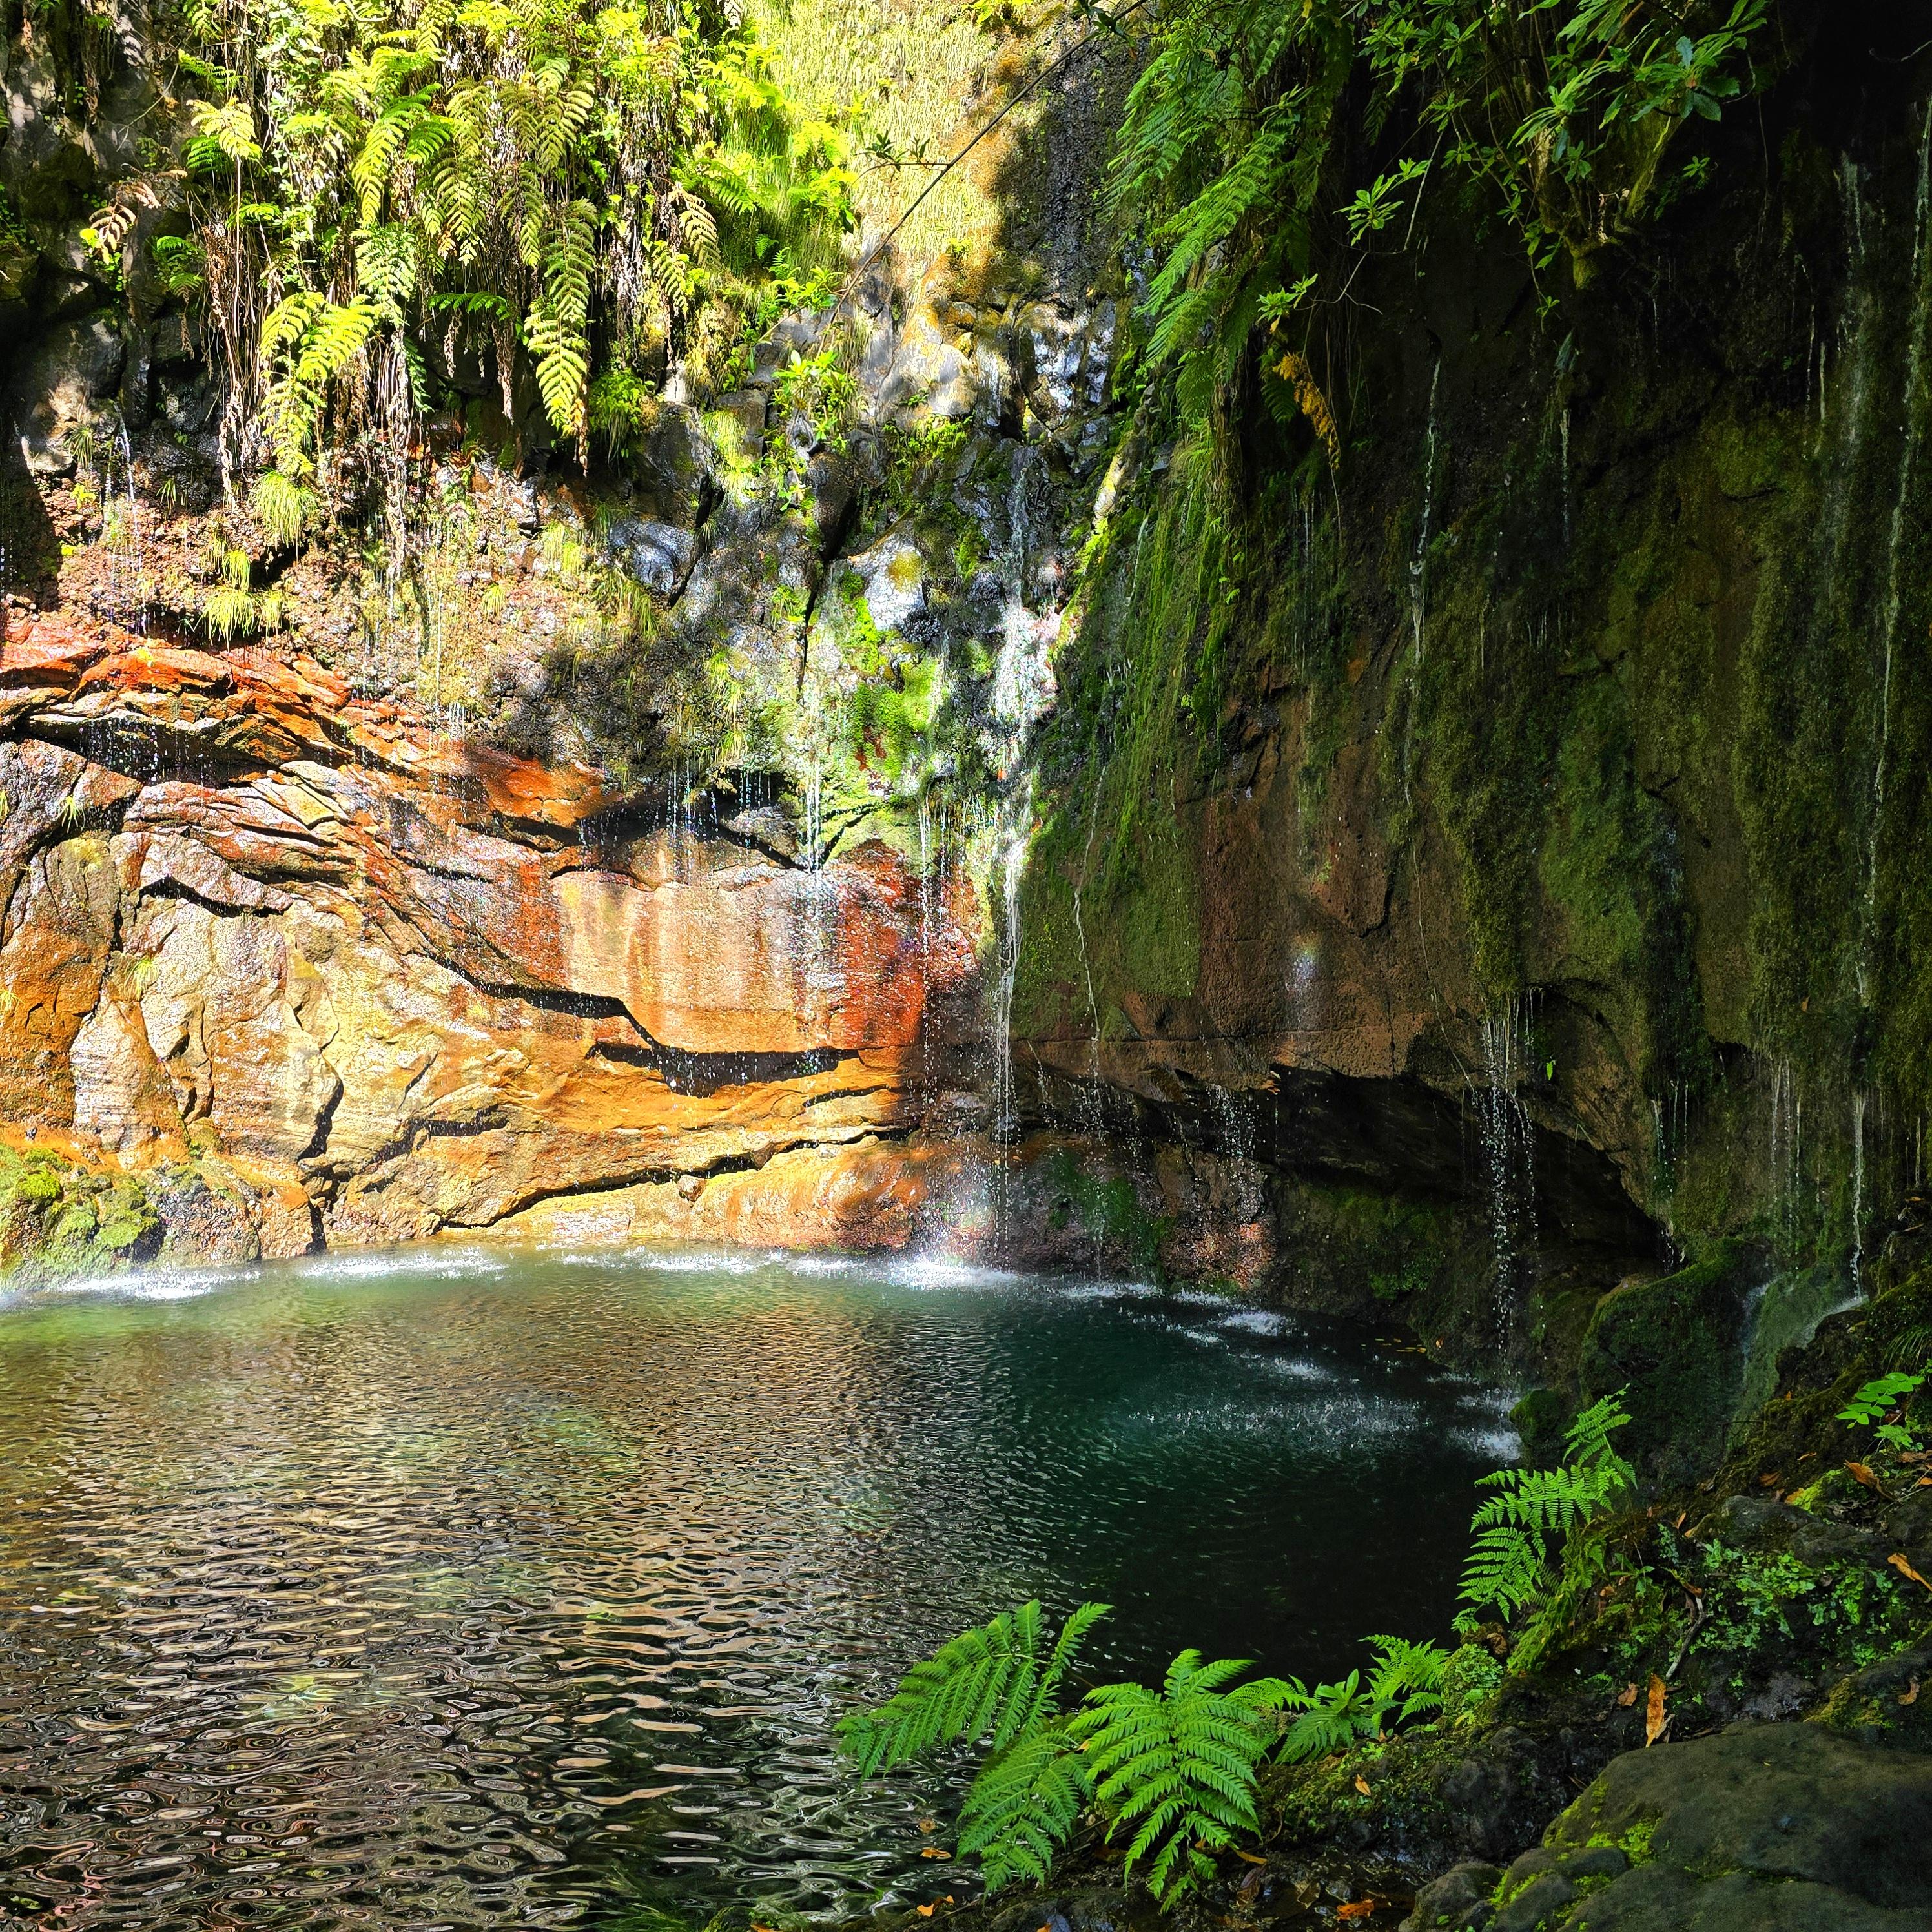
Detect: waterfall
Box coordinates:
(985, 447, 1056, 1156)
(1873, 103, 1932, 811)
(1473, 995, 1537, 1348)
(1861, 99, 1932, 1019)
(1851, 1087, 1869, 1297)
(991, 827, 1025, 1143)
(1408, 358, 1441, 666)
(1767, 1058, 1804, 1255)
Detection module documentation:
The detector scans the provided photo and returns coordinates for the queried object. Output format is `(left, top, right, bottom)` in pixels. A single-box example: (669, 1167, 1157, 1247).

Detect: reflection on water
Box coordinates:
(0, 1247, 1508, 1927)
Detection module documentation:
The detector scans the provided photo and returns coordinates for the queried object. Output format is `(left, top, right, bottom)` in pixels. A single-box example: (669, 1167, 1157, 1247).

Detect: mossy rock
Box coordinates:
(1488, 1722, 1932, 1931)
(1579, 1238, 1759, 1486)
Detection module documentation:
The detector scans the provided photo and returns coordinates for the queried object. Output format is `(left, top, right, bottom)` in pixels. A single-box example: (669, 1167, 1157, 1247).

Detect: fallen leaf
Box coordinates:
(915, 1908, 936, 1919)
(1673, 1511, 1687, 1529)
(1233, 1850, 1268, 1866)
(1645, 1674, 1668, 1747)
(1758, 1471, 1782, 1488)
(1847, 1461, 1885, 1493)
(1354, 1774, 1372, 1796)
(1615, 1682, 1639, 1708)
(919, 1847, 952, 1860)
(1902, 1677, 1922, 1707)
(1337, 1905, 1376, 1923)
(1889, 1552, 1932, 1592)
(916, 1818, 938, 1833)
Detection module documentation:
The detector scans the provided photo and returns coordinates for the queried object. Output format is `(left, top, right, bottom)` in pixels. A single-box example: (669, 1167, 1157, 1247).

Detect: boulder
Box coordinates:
(1579, 1239, 1759, 1484)
(606, 515, 699, 596)
(1464, 1722, 1932, 1931)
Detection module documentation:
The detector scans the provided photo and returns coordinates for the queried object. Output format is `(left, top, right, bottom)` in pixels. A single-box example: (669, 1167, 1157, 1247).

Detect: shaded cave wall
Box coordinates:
(1003, 5, 1932, 1409)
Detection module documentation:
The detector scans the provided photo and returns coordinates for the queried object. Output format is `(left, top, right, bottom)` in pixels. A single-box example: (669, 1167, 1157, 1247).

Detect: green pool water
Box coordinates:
(0, 1245, 1512, 1928)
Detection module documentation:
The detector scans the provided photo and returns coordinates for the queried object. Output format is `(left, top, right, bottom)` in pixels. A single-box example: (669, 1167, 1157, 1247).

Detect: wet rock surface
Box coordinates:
(1408, 1724, 1932, 1932)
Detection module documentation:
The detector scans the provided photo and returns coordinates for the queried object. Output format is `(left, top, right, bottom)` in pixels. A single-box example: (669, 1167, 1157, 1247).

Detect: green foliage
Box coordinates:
(1276, 1636, 1449, 1762)
(1437, 1639, 1503, 1727)
(156, 0, 852, 502)
(843, 1602, 1296, 1902)
(1459, 1392, 1634, 1629)
(1838, 1366, 1928, 1453)
(252, 468, 318, 546)
(1069, 1651, 1292, 1901)
(1112, 0, 1772, 423)
(1692, 1541, 1924, 1680)
(836, 1599, 1107, 1778)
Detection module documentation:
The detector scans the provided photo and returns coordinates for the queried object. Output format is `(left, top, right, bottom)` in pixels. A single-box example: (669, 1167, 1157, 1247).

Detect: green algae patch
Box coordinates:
(0, 1146, 161, 1282)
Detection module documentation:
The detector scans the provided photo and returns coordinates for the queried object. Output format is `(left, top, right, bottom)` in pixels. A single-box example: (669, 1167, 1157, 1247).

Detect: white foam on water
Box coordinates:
(295, 1248, 508, 1282)
(625, 1247, 769, 1276)
(37, 1262, 263, 1304)
(1218, 1308, 1294, 1336)
(1260, 1356, 1335, 1384)
(885, 1255, 1024, 1291)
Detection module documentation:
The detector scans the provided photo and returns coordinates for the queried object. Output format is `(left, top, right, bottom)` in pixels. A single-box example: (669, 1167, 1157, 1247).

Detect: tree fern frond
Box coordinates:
(959, 1721, 1091, 1892)
(838, 1601, 1109, 1780)
(1069, 1649, 1276, 1902)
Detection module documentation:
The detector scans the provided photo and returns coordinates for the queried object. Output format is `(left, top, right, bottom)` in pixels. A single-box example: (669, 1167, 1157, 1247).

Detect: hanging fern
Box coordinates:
(149, 0, 856, 520)
(1113, 0, 1774, 435)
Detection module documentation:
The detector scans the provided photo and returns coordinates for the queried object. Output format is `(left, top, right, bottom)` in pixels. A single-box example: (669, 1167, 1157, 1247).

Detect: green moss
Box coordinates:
(0, 1147, 161, 1280)
(1577, 1239, 1756, 1483)
(1040, 1147, 1173, 1283)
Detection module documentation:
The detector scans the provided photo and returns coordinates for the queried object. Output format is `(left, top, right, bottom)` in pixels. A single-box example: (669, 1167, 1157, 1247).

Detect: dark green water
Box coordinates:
(0, 1246, 1511, 1929)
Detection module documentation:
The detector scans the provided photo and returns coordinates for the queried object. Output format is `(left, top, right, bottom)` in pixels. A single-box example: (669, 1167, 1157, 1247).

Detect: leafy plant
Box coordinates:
(837, 1598, 1105, 1778)
(252, 469, 318, 547)
(1459, 1392, 1634, 1629)
(841, 1601, 1293, 1902)
(1069, 1651, 1292, 1900)
(1838, 1366, 1928, 1453)
(1109, 0, 1773, 426)
(128, 0, 854, 516)
(202, 546, 260, 642)
(1276, 1634, 1449, 1762)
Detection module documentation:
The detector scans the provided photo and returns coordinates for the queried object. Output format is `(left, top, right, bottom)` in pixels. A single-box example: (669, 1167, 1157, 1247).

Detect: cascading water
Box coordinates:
(1852, 1086, 1869, 1297)
(1408, 358, 1441, 667)
(981, 446, 1058, 1243)
(1472, 995, 1538, 1348)
(987, 449, 1053, 1094)
(1767, 1057, 1805, 1256)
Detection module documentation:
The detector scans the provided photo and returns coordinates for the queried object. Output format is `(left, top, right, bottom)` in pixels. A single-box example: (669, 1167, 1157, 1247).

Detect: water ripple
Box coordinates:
(0, 1250, 1500, 1927)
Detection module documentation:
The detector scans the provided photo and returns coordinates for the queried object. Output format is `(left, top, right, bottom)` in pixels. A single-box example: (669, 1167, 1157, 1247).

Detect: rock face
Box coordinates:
(1411, 1723, 1932, 1932)
(0, 616, 981, 1258)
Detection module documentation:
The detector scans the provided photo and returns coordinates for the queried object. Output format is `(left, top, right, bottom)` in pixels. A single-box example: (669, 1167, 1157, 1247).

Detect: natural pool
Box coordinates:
(0, 1247, 1513, 1929)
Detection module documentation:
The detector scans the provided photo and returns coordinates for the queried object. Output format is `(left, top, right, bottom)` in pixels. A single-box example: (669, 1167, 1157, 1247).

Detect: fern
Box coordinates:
(1459, 1392, 1634, 1629)
(1277, 1636, 1449, 1762)
(172, 0, 853, 531)
(838, 1599, 1107, 1778)
(958, 1720, 1092, 1891)
(1071, 1652, 1289, 1902)
(252, 470, 318, 546)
